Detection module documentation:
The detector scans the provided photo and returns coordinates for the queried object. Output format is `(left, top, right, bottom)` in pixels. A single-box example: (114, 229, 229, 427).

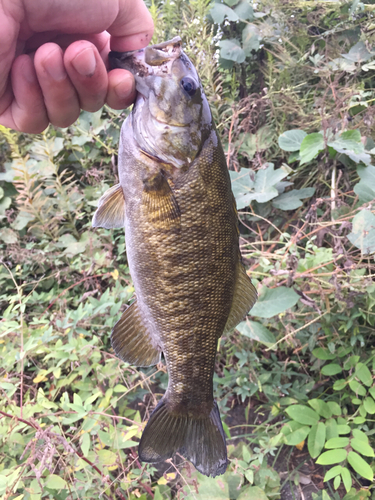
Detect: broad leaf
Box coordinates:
(341, 41, 375, 63)
(363, 397, 375, 414)
(355, 363, 373, 386)
(299, 133, 325, 164)
(312, 348, 336, 360)
(218, 39, 246, 63)
(325, 419, 339, 440)
(236, 320, 276, 346)
(281, 422, 311, 446)
(234, 1, 254, 21)
(347, 210, 375, 255)
(286, 405, 319, 425)
(316, 449, 347, 465)
(341, 467, 352, 493)
(209, 4, 239, 23)
(321, 364, 343, 376)
(308, 399, 332, 419)
(250, 286, 299, 318)
(308, 422, 326, 458)
(45, 474, 67, 490)
(278, 129, 307, 151)
(350, 438, 374, 457)
(242, 24, 260, 54)
(347, 451, 373, 480)
(325, 437, 349, 449)
(324, 465, 343, 482)
(272, 187, 315, 210)
(354, 165, 375, 202)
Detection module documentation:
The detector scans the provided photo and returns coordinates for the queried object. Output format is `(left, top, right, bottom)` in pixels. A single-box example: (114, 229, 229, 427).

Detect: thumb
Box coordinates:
(107, 0, 154, 52)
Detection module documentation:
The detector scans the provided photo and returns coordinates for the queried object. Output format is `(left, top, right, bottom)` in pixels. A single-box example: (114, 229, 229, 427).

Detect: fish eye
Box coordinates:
(181, 77, 197, 96)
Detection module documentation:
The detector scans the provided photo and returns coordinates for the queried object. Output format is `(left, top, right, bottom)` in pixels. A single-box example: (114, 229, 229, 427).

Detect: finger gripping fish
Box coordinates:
(93, 37, 257, 477)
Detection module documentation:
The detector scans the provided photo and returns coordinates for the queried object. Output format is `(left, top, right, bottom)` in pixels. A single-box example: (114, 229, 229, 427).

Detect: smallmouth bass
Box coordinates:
(93, 37, 257, 477)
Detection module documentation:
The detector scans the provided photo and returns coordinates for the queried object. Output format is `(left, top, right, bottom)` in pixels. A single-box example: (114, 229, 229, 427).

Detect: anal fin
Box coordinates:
(111, 300, 161, 367)
(223, 260, 257, 334)
(92, 183, 125, 229)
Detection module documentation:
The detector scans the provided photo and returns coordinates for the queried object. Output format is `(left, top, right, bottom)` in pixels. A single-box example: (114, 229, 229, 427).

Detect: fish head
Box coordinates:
(109, 37, 212, 169)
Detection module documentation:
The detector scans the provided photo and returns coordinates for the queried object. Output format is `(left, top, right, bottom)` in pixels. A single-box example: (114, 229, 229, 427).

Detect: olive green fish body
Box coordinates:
(93, 37, 257, 477)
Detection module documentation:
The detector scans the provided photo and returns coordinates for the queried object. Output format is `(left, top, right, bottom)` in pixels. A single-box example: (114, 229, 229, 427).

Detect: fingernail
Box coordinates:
(114, 77, 135, 100)
(71, 48, 97, 77)
(43, 52, 67, 81)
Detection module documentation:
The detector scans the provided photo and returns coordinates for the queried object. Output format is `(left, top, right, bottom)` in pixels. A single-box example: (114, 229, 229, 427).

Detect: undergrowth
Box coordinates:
(0, 0, 375, 499)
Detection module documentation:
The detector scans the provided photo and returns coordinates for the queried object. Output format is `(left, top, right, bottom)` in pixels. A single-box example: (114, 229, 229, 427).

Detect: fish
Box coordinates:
(92, 37, 257, 477)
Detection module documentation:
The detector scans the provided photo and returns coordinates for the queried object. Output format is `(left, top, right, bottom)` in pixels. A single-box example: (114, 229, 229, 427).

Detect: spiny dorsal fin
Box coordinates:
(223, 261, 257, 335)
(92, 183, 125, 229)
(139, 398, 227, 477)
(111, 300, 161, 367)
(142, 173, 180, 228)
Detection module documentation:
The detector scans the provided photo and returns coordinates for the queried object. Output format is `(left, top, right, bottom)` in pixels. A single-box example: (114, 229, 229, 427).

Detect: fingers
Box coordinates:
(106, 68, 136, 110)
(0, 54, 48, 133)
(34, 43, 80, 128)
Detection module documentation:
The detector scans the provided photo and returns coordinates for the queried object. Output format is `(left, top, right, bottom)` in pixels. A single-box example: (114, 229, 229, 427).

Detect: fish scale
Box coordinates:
(93, 37, 257, 477)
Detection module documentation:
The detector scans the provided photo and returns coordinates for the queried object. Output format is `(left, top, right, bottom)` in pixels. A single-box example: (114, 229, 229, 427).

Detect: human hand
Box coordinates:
(0, 0, 154, 133)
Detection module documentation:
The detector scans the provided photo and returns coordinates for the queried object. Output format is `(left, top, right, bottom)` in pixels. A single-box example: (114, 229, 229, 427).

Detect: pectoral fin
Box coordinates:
(223, 261, 257, 334)
(92, 183, 125, 229)
(142, 172, 180, 228)
(111, 300, 161, 367)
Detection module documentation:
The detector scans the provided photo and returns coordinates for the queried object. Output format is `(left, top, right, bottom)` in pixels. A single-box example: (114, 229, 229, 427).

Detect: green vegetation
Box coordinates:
(1, 0, 375, 498)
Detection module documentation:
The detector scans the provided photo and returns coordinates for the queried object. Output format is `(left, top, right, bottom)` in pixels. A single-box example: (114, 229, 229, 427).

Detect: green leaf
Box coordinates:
(333, 379, 347, 391)
(337, 425, 351, 435)
(97, 449, 117, 466)
(341, 467, 352, 493)
(321, 364, 342, 376)
(352, 429, 369, 443)
(354, 165, 375, 202)
(250, 286, 299, 318)
(341, 41, 375, 63)
(209, 4, 239, 23)
(286, 405, 319, 425)
(324, 465, 343, 482)
(0, 228, 17, 244)
(355, 363, 373, 386)
(325, 437, 349, 449)
(349, 379, 367, 396)
(11, 211, 35, 230)
(81, 432, 90, 457)
(282, 425, 311, 446)
(236, 320, 275, 346)
(312, 348, 336, 360)
(350, 439, 374, 457)
(308, 422, 326, 458)
(242, 24, 260, 54)
(363, 397, 375, 414)
(230, 163, 287, 208)
(333, 474, 341, 490)
(347, 451, 373, 480)
(45, 474, 67, 490)
(325, 419, 339, 440)
(237, 486, 268, 500)
(234, 1, 254, 21)
(347, 210, 375, 255)
(219, 39, 246, 63)
(308, 399, 332, 419)
(316, 449, 347, 465)
(272, 187, 315, 210)
(327, 402, 341, 416)
(299, 133, 325, 164)
(278, 129, 307, 151)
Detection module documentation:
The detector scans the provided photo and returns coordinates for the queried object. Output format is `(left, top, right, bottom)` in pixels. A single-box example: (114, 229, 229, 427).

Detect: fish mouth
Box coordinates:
(108, 37, 182, 74)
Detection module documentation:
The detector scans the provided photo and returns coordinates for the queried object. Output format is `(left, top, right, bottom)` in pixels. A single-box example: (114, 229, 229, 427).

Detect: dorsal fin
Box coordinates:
(111, 300, 161, 367)
(223, 261, 257, 335)
(92, 184, 125, 229)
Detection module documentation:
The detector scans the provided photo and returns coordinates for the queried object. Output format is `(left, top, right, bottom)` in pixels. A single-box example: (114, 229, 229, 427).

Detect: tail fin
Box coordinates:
(138, 398, 228, 477)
